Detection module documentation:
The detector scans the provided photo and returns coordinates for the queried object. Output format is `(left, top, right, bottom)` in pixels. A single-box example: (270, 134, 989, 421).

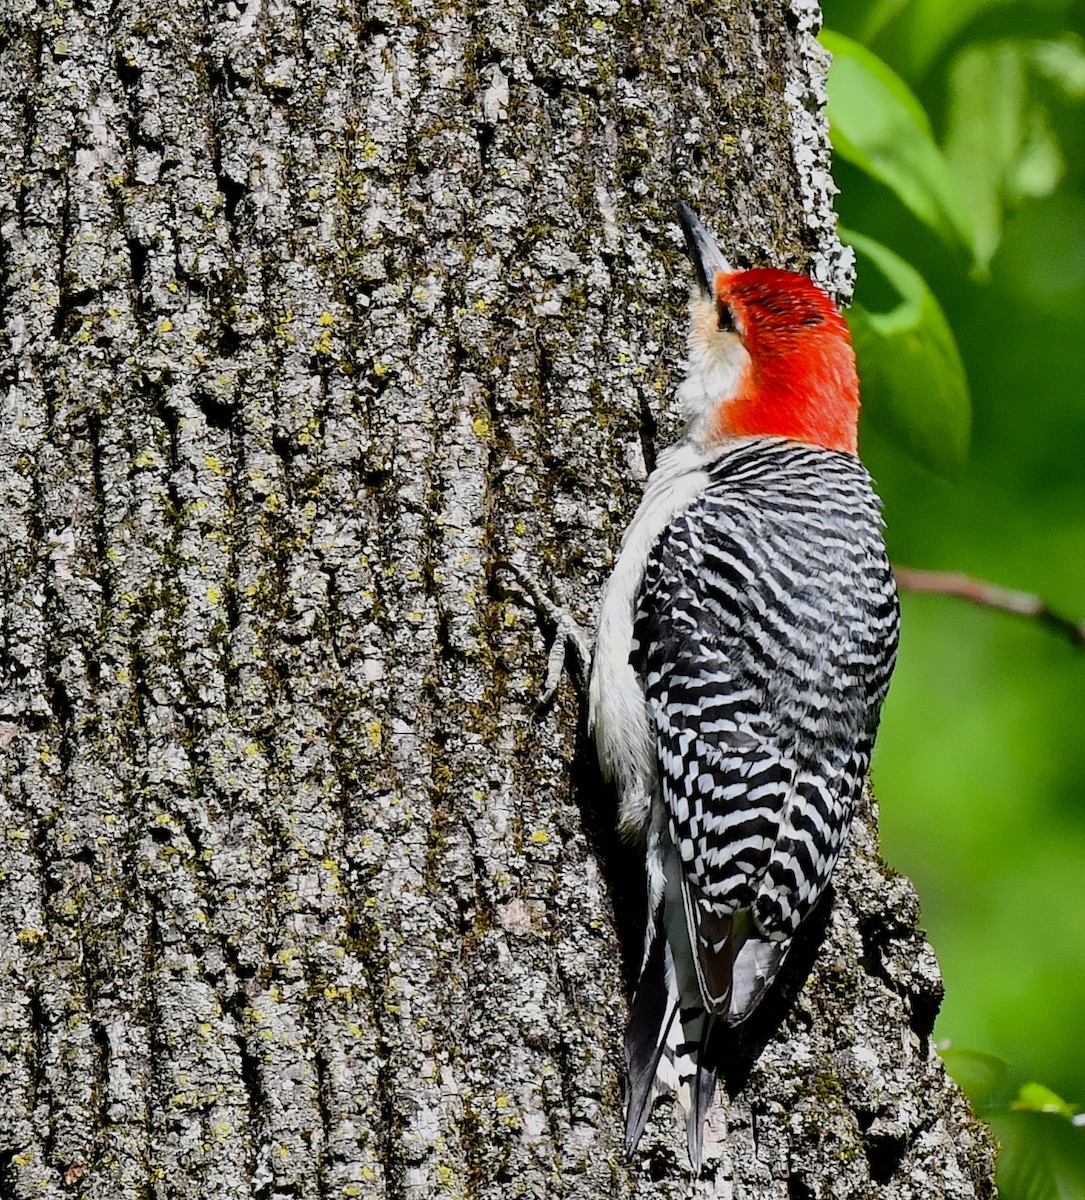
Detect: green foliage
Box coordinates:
(831, 0, 1066, 76)
(944, 36, 1085, 273)
(823, 31, 976, 256)
(993, 1112, 1085, 1200)
(1016, 1084, 1080, 1118)
(827, 3, 1085, 277)
(821, 31, 976, 475)
(939, 1047, 1010, 1110)
(841, 229, 970, 476)
(942, 1048, 1085, 1200)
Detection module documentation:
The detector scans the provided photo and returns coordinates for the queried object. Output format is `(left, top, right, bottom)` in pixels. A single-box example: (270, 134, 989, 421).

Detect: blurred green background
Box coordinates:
(820, 0, 1085, 1176)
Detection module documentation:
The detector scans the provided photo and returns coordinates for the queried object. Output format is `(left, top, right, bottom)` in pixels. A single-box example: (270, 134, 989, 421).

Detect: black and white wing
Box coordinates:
(631, 438, 899, 1019)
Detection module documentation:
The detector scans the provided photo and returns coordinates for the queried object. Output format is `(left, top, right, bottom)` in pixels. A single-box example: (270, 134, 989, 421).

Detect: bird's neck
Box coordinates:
(709, 342, 859, 454)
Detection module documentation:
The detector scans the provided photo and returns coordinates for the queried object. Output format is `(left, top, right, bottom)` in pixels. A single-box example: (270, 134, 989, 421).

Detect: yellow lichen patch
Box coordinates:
(529, 829, 550, 845)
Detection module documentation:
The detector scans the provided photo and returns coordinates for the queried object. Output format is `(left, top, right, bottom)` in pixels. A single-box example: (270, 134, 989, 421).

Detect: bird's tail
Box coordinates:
(624, 846, 723, 1171)
(624, 842, 790, 1168)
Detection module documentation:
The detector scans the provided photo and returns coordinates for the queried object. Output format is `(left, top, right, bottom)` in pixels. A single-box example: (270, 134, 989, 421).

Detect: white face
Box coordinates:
(677, 293, 751, 444)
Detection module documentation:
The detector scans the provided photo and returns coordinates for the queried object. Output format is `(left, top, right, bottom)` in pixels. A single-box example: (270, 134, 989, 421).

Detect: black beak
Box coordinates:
(676, 201, 732, 297)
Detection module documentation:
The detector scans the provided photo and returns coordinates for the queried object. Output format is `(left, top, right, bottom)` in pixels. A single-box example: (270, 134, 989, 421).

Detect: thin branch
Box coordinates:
(894, 566, 1085, 649)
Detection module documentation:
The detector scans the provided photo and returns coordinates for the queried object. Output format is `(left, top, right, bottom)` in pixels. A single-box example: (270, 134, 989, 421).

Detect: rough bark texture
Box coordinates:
(0, 0, 996, 1197)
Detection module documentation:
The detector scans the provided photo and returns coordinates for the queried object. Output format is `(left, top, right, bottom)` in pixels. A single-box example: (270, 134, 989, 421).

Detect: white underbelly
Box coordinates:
(588, 443, 716, 839)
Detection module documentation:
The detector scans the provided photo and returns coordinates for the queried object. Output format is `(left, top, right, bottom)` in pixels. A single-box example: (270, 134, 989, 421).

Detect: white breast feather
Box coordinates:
(588, 443, 718, 839)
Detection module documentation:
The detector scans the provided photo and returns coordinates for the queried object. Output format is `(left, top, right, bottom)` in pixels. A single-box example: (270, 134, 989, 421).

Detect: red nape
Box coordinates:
(712, 268, 860, 454)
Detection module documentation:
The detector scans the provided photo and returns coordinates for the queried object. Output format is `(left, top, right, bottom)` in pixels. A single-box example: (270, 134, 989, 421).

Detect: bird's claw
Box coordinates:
(496, 560, 592, 706)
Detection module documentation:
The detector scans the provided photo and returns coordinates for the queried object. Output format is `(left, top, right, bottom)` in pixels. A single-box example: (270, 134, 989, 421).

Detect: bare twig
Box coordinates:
(894, 566, 1085, 649)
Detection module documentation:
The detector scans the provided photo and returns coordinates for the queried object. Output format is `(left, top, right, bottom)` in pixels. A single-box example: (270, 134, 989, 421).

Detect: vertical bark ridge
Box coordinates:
(0, 0, 995, 1197)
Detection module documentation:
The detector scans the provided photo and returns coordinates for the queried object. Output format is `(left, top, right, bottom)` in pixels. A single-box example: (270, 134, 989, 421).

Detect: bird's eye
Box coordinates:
(717, 300, 735, 333)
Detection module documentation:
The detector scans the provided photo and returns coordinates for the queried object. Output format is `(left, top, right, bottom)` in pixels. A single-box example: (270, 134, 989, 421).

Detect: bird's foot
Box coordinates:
(497, 560, 592, 706)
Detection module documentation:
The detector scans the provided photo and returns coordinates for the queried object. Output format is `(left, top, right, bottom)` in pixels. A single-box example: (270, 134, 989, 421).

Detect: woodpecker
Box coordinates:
(588, 203, 899, 1167)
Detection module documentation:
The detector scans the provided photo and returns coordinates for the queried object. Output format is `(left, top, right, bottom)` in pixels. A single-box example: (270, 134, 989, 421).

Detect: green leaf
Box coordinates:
(933, 1057, 1085, 1200)
(1030, 35, 1085, 99)
(842, 229, 971, 476)
(866, 0, 1016, 77)
(940, 1046, 1011, 1110)
(854, 0, 911, 45)
(991, 1111, 1085, 1200)
(822, 31, 975, 257)
(993, 1113, 1061, 1200)
(944, 41, 1065, 275)
(1014, 1084, 1078, 1119)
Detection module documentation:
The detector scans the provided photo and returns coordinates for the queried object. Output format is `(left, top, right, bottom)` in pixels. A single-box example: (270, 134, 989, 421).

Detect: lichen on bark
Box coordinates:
(0, 0, 995, 1197)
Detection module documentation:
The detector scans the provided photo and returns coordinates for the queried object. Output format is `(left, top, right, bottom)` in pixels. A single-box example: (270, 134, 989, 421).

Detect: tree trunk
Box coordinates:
(0, 0, 996, 1197)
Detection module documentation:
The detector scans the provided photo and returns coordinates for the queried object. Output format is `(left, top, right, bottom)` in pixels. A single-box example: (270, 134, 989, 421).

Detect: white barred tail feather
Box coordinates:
(624, 914, 724, 1171)
(624, 830, 791, 1169)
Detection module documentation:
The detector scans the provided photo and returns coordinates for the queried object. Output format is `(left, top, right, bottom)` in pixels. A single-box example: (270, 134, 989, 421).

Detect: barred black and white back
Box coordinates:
(590, 435, 899, 1166)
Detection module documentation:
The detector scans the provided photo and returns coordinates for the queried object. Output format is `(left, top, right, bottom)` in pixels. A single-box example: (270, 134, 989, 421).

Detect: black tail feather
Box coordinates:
(686, 1013, 719, 1171)
(625, 840, 806, 1163)
(624, 921, 679, 1152)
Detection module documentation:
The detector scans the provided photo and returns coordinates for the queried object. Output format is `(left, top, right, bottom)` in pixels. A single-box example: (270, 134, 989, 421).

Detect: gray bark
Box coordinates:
(0, 0, 996, 1197)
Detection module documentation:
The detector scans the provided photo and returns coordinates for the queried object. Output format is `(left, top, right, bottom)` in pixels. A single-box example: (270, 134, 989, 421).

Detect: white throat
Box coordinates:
(676, 295, 750, 447)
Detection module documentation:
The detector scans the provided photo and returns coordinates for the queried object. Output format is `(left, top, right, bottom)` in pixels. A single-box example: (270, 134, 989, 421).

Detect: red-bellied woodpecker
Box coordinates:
(589, 203, 899, 1167)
